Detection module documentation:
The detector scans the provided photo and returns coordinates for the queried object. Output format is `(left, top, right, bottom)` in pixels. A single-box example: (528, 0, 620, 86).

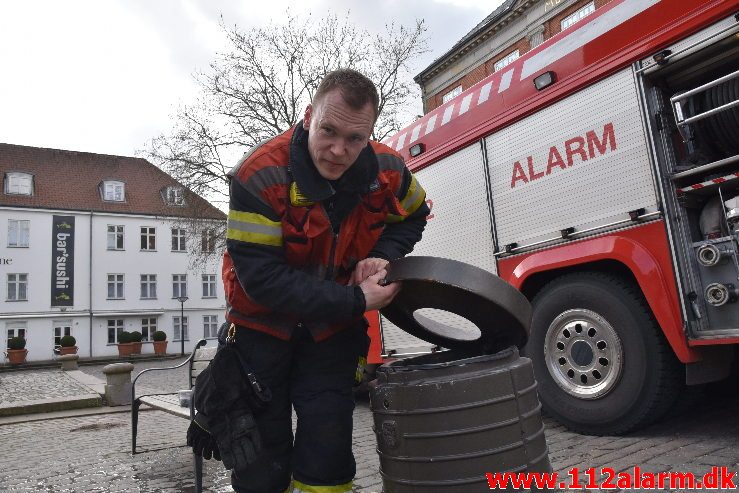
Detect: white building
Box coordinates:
(0, 143, 226, 363)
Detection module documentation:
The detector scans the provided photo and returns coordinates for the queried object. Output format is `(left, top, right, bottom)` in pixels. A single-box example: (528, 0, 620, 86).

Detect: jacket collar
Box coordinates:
(289, 122, 379, 201)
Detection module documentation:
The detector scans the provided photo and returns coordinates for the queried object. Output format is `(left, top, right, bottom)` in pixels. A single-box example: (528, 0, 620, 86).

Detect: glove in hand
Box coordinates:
(209, 409, 262, 471)
(187, 413, 222, 461)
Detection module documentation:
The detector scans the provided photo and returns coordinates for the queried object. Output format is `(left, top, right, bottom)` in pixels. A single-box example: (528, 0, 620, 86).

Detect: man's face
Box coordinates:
(303, 89, 375, 180)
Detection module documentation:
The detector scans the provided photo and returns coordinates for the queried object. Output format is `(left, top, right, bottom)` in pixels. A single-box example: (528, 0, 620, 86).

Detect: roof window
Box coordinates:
(102, 181, 125, 202)
(4, 172, 34, 196)
(165, 186, 185, 206)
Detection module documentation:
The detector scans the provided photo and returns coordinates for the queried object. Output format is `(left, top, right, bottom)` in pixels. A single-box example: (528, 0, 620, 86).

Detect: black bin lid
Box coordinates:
(380, 256, 531, 354)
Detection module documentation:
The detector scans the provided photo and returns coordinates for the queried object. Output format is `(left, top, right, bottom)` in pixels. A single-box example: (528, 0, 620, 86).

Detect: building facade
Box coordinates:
(416, 0, 610, 113)
(0, 144, 226, 362)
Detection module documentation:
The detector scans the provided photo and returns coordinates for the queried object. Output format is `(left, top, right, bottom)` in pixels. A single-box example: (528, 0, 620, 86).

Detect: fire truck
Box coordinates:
(368, 0, 739, 434)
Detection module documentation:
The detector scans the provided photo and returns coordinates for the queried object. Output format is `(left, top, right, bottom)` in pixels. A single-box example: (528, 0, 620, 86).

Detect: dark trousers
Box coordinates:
(229, 323, 368, 493)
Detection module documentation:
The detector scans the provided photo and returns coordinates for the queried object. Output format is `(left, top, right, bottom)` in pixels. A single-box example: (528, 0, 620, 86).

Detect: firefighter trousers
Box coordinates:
(229, 322, 369, 493)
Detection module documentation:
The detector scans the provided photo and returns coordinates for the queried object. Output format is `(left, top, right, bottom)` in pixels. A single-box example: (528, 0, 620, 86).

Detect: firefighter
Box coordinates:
(188, 68, 429, 493)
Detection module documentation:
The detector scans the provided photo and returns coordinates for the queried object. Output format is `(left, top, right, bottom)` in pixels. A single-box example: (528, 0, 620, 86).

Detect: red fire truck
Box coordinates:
(369, 0, 739, 434)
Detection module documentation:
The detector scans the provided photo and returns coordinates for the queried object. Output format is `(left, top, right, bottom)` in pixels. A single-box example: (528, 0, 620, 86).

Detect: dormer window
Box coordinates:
(102, 181, 125, 202)
(4, 172, 34, 196)
(166, 186, 185, 206)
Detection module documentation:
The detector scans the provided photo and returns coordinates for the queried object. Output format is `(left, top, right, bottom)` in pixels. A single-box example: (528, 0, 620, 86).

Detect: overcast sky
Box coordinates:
(0, 0, 504, 162)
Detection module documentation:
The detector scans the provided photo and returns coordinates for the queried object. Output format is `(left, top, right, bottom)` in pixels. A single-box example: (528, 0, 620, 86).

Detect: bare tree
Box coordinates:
(145, 11, 428, 208)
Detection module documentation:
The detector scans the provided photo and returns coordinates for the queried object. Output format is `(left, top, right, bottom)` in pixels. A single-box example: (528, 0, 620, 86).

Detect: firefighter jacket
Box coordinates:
(223, 123, 429, 342)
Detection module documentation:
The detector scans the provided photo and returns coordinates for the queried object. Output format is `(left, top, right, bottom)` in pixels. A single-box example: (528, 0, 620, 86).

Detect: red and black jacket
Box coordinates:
(223, 123, 428, 341)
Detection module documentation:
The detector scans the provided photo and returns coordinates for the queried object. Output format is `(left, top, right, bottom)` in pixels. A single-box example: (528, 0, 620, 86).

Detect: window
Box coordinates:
(494, 50, 520, 72)
(141, 318, 156, 341)
(53, 322, 72, 347)
(561, 1, 595, 31)
(166, 186, 184, 206)
(140, 274, 157, 299)
(173, 274, 187, 298)
(4, 172, 33, 195)
(171, 228, 186, 252)
(107, 319, 125, 344)
(442, 86, 462, 104)
(140, 227, 156, 251)
(8, 220, 30, 247)
(202, 274, 216, 298)
(203, 315, 218, 339)
(174, 316, 189, 341)
(6, 322, 27, 347)
(7, 274, 28, 301)
(107, 274, 124, 299)
(102, 181, 125, 202)
(107, 225, 124, 250)
(201, 229, 217, 253)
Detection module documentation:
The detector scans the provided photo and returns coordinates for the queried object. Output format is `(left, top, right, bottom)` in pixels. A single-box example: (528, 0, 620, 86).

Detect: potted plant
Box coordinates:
(59, 335, 78, 355)
(117, 331, 133, 357)
(6, 336, 28, 365)
(152, 330, 168, 355)
(129, 331, 143, 355)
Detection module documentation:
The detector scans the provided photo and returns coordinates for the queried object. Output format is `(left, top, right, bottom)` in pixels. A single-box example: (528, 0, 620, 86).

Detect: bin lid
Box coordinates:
(380, 256, 530, 353)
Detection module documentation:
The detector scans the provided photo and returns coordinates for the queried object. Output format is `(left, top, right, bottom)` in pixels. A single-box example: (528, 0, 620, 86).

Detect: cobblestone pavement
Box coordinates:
(0, 358, 737, 492)
(0, 370, 97, 405)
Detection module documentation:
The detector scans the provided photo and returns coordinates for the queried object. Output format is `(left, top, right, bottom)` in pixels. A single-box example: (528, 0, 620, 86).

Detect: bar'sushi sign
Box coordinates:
(510, 123, 617, 188)
(51, 215, 75, 306)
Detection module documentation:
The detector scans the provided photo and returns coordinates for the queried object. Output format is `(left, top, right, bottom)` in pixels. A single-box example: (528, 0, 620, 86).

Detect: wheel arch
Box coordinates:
(496, 226, 700, 363)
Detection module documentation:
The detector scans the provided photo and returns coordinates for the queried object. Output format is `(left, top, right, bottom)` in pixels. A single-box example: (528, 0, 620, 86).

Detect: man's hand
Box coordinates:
(359, 269, 401, 311)
(350, 257, 389, 286)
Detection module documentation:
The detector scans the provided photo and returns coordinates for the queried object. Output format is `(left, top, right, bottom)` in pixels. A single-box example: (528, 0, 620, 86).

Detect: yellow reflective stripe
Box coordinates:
(291, 480, 352, 493)
(400, 174, 425, 216)
(227, 210, 283, 246)
(385, 213, 403, 224)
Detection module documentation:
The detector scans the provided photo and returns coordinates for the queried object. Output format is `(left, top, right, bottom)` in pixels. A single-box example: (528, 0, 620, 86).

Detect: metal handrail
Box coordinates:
(672, 68, 739, 127)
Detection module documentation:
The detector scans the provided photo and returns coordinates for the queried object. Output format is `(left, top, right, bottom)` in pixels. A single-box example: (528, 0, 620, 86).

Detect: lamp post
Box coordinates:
(177, 295, 189, 356)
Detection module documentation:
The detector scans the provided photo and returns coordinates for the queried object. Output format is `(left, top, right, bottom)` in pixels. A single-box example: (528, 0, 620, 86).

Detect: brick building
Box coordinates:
(0, 143, 226, 363)
(417, 0, 610, 112)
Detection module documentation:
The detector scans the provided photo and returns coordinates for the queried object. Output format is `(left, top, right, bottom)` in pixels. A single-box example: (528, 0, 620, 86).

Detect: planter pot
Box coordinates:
(59, 346, 78, 355)
(130, 342, 143, 355)
(6, 349, 28, 365)
(153, 340, 168, 355)
(117, 343, 134, 357)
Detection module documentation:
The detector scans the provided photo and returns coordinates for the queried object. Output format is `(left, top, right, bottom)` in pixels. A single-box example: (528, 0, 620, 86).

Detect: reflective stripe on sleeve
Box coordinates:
(386, 174, 426, 223)
(291, 479, 353, 493)
(227, 210, 283, 246)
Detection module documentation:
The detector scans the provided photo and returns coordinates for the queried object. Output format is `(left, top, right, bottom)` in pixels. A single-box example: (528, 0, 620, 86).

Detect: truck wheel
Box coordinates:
(523, 272, 682, 435)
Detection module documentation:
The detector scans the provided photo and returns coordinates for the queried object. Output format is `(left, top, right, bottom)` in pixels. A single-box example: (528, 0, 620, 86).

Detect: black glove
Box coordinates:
(209, 408, 262, 471)
(187, 413, 221, 461)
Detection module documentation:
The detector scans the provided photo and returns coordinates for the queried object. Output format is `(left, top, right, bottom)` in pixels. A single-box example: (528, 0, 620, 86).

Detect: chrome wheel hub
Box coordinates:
(544, 309, 623, 399)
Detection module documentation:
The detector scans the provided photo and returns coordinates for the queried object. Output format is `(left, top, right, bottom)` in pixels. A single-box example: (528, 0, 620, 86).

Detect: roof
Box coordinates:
(0, 143, 226, 220)
(415, 0, 524, 83)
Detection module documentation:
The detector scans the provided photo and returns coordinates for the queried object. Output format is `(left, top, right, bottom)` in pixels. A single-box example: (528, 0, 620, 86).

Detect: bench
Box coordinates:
(131, 339, 215, 493)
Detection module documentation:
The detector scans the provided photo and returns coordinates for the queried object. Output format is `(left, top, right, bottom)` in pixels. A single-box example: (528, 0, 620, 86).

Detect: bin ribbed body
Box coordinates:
(369, 347, 551, 492)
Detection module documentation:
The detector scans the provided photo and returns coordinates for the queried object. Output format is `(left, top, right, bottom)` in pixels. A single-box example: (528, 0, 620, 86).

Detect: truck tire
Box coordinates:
(523, 272, 682, 435)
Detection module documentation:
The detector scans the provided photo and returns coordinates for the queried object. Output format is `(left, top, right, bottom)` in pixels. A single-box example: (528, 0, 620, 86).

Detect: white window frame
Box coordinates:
(103, 181, 125, 202)
(202, 274, 216, 298)
(107, 225, 124, 250)
(140, 227, 156, 251)
(140, 274, 157, 300)
(494, 50, 520, 72)
(6, 322, 27, 347)
(172, 274, 187, 299)
(171, 228, 187, 252)
(442, 85, 463, 104)
(141, 317, 156, 341)
(8, 219, 30, 248)
(107, 319, 125, 344)
(561, 1, 595, 31)
(174, 316, 189, 341)
(166, 186, 185, 206)
(5, 172, 33, 196)
(203, 315, 218, 339)
(107, 273, 125, 300)
(53, 321, 72, 348)
(201, 228, 217, 253)
(7, 273, 28, 301)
